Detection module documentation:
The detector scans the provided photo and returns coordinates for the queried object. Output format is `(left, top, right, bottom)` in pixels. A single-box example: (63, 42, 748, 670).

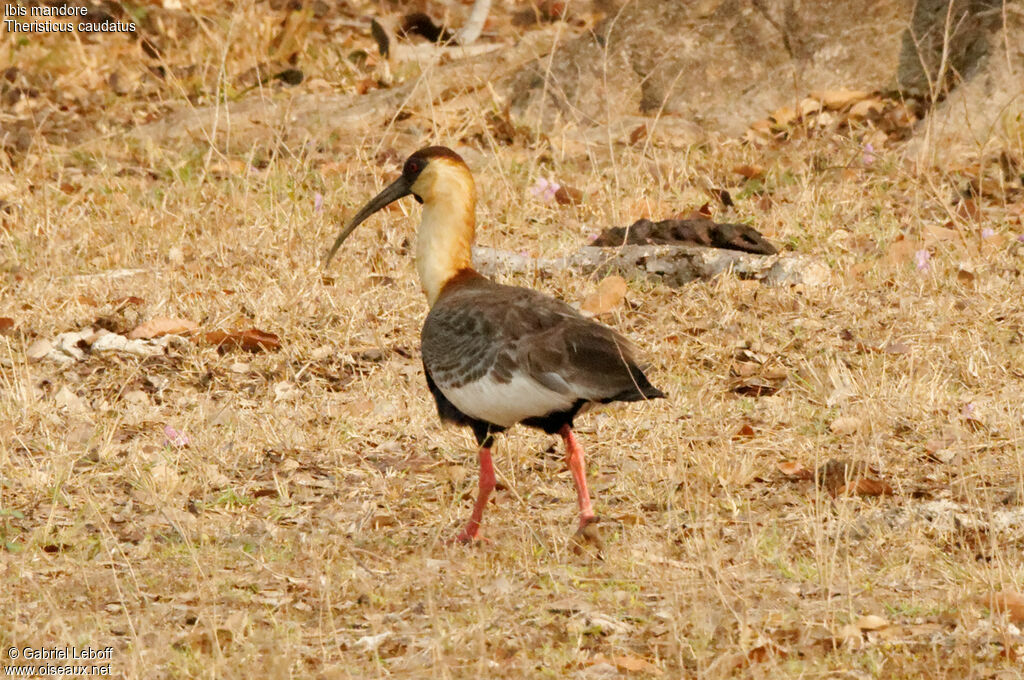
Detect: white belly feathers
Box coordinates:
(440, 373, 577, 427)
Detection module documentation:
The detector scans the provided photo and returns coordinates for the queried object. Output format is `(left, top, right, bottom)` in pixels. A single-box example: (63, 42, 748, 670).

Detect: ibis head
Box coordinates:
(325, 146, 477, 306)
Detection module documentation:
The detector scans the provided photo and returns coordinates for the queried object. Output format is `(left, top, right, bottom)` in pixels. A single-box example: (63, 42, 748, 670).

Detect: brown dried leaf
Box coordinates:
(835, 478, 894, 496)
(922, 224, 960, 244)
(811, 88, 869, 110)
(554, 184, 583, 206)
(731, 378, 780, 397)
(369, 513, 398, 529)
(990, 591, 1024, 623)
(778, 461, 813, 480)
(956, 265, 976, 285)
(732, 361, 758, 378)
(735, 423, 756, 438)
(882, 341, 910, 355)
(799, 97, 823, 116)
(204, 328, 281, 352)
(747, 641, 787, 664)
(848, 97, 884, 118)
(956, 199, 981, 222)
(0, 317, 13, 334)
(628, 124, 647, 145)
(829, 416, 862, 435)
(581, 276, 627, 316)
(208, 159, 247, 177)
(733, 164, 765, 180)
(355, 77, 377, 95)
(128, 316, 199, 339)
(589, 653, 662, 674)
(26, 338, 51, 360)
(817, 458, 874, 493)
(110, 296, 145, 308)
(885, 235, 922, 267)
(770, 106, 797, 127)
(856, 614, 889, 631)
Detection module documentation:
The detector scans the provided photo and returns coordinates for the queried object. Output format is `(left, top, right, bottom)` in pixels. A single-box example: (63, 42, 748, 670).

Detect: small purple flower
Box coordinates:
(981, 227, 995, 239)
(164, 425, 191, 448)
(862, 142, 876, 166)
(914, 248, 931, 272)
(529, 177, 561, 203)
(1017, 233, 1024, 243)
(313, 192, 324, 212)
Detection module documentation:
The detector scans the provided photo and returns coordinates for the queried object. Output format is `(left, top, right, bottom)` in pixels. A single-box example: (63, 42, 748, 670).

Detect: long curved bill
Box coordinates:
(323, 175, 413, 267)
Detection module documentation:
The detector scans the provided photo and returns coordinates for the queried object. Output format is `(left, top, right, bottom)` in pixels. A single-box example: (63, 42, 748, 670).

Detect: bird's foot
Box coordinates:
(449, 527, 491, 545)
(572, 515, 604, 555)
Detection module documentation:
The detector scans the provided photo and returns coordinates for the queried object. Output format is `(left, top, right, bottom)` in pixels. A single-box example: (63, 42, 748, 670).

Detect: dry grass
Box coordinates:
(2, 2, 1024, 678)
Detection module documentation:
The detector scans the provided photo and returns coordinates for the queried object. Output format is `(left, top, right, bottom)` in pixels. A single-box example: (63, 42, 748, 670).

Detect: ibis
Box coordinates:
(326, 146, 664, 543)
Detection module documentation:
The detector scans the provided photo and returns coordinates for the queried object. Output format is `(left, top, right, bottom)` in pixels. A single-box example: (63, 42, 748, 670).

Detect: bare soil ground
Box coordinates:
(2, 2, 1024, 678)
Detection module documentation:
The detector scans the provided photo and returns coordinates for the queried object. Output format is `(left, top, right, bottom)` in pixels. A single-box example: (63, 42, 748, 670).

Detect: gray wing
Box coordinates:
(421, 280, 651, 404)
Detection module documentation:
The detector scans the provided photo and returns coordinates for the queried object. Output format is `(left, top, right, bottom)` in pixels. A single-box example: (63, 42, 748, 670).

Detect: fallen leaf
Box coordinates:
(110, 295, 145, 307)
(554, 184, 583, 206)
(735, 423, 756, 438)
(835, 477, 894, 496)
(922, 224, 959, 244)
(354, 631, 390, 653)
(204, 329, 281, 352)
(731, 378, 780, 397)
(848, 97, 884, 118)
(369, 513, 397, 529)
(355, 77, 377, 95)
(731, 361, 758, 378)
(829, 416, 862, 435)
(882, 341, 910, 354)
(799, 97, 823, 116)
(956, 199, 981, 222)
(590, 653, 662, 675)
(581, 276, 627, 316)
(0, 317, 13, 334)
(26, 338, 52, 360)
(273, 380, 300, 402)
(885, 235, 922, 267)
(778, 461, 813, 480)
(856, 614, 889, 631)
(208, 159, 247, 176)
(628, 124, 647, 145)
(124, 390, 149, 406)
(990, 591, 1024, 623)
(770, 106, 798, 127)
(55, 386, 88, 413)
(733, 164, 765, 180)
(90, 333, 164, 357)
(838, 623, 863, 647)
(746, 641, 787, 664)
(811, 88, 869, 110)
(816, 458, 892, 496)
(129, 317, 198, 340)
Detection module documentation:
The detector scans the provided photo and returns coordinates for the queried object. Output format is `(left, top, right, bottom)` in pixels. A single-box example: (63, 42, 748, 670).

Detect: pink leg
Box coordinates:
(559, 425, 596, 528)
(455, 447, 496, 542)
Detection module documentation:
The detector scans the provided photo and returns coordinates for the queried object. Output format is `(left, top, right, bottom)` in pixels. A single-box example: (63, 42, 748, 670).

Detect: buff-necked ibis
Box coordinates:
(325, 146, 664, 543)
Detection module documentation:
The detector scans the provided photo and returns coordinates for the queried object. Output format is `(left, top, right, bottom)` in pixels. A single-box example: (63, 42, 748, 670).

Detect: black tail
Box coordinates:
(607, 365, 665, 403)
